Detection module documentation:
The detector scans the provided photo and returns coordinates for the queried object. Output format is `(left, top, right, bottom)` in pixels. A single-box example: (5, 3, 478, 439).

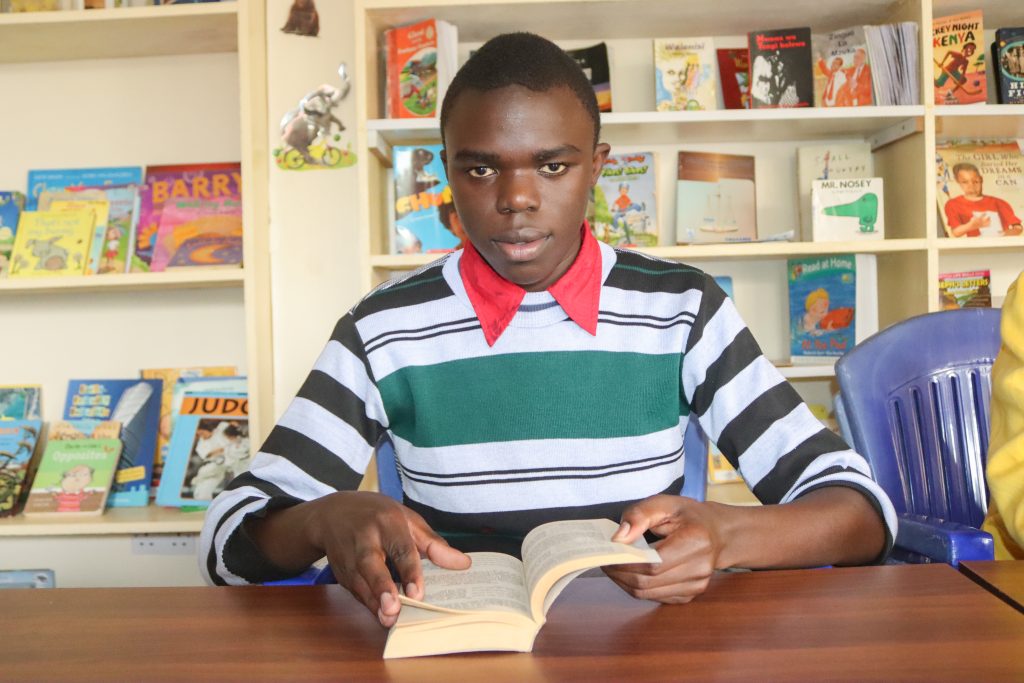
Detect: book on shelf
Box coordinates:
(565, 42, 613, 113)
(150, 197, 243, 271)
(747, 27, 813, 108)
(384, 18, 458, 119)
(935, 140, 1024, 238)
(938, 270, 992, 310)
(796, 143, 874, 241)
(22, 438, 122, 518)
(933, 10, 986, 105)
(675, 151, 756, 244)
(591, 151, 658, 247)
(716, 48, 750, 109)
(813, 27, 873, 107)
(0, 420, 42, 517)
(48, 199, 110, 276)
(0, 191, 25, 278)
(391, 144, 461, 254)
(653, 38, 717, 111)
(48, 419, 121, 442)
(63, 379, 162, 508)
(7, 210, 94, 278)
(993, 27, 1024, 104)
(0, 385, 41, 420)
(383, 518, 660, 659)
(864, 22, 920, 106)
(810, 178, 885, 241)
(25, 166, 142, 212)
(40, 185, 140, 275)
(787, 254, 878, 363)
(7, 0, 64, 12)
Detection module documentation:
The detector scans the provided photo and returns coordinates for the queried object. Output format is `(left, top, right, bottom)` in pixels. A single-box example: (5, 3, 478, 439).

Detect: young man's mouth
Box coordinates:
(492, 229, 549, 262)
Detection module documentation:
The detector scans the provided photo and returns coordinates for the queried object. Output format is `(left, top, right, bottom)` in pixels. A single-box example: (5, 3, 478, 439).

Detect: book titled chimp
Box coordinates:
(747, 27, 813, 108)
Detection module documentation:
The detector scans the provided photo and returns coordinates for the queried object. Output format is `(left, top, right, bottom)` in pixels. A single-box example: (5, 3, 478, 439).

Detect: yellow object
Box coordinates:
(49, 199, 110, 275)
(8, 210, 94, 277)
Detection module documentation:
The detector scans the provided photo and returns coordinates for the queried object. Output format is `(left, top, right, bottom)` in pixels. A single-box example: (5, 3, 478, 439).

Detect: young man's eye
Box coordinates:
(539, 162, 568, 176)
(467, 166, 495, 178)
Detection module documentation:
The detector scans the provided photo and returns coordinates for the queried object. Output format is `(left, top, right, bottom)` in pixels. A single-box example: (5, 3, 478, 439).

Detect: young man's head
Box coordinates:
(440, 32, 610, 291)
(953, 162, 983, 198)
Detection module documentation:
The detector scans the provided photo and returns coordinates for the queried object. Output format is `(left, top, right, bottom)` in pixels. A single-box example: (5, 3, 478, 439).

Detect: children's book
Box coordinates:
(391, 144, 460, 253)
(0, 191, 25, 278)
(796, 143, 874, 241)
(933, 11, 986, 105)
(7, 210, 94, 277)
(938, 270, 992, 309)
(566, 42, 613, 112)
(0, 420, 42, 517)
(63, 379, 162, 507)
(788, 254, 878, 363)
(591, 152, 658, 247)
(813, 27, 873, 107)
(25, 166, 142, 211)
(935, 140, 1024, 238)
(0, 385, 42, 420)
(716, 48, 750, 109)
(384, 18, 458, 119)
(675, 151, 756, 244)
(48, 199, 110, 275)
(383, 518, 660, 658)
(811, 178, 885, 241)
(150, 197, 243, 271)
(993, 28, 1024, 104)
(38, 185, 137, 274)
(748, 27, 814, 108)
(21, 439, 122, 517)
(47, 420, 121, 442)
(654, 38, 717, 111)
(156, 392, 250, 508)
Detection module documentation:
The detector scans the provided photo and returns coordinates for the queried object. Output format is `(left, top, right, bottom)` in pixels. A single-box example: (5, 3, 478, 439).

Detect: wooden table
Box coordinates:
(961, 560, 1024, 613)
(3, 564, 1022, 682)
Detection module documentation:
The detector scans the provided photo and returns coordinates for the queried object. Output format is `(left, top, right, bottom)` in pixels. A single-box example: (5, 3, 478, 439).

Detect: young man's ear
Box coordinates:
(590, 143, 612, 185)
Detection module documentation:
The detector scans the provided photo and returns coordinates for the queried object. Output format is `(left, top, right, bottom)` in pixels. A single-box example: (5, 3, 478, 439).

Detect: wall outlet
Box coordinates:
(131, 533, 196, 556)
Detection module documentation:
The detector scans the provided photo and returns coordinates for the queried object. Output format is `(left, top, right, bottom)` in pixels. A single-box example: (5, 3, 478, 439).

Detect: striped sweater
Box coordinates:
(200, 242, 897, 584)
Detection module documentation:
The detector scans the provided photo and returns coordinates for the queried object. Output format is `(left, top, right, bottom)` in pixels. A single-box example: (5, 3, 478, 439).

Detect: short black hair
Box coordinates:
(440, 32, 601, 148)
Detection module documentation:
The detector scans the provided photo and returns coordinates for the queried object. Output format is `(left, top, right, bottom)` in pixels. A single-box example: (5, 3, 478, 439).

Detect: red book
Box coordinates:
(384, 19, 457, 119)
(717, 48, 750, 109)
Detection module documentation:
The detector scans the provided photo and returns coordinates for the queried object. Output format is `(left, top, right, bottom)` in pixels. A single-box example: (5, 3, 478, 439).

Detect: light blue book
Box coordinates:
(26, 166, 143, 211)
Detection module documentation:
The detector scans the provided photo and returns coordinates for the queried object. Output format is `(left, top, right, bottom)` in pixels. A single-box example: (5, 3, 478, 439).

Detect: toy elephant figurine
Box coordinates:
(280, 65, 351, 165)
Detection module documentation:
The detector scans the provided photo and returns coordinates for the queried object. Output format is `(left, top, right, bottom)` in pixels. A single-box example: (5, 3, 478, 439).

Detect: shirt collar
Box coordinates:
(459, 223, 602, 346)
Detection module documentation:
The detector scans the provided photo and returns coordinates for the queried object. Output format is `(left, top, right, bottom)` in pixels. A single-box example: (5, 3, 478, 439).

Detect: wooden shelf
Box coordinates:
(934, 236, 1024, 253)
(0, 268, 245, 295)
(0, 2, 238, 63)
(934, 104, 1024, 118)
(0, 506, 205, 537)
(776, 361, 837, 379)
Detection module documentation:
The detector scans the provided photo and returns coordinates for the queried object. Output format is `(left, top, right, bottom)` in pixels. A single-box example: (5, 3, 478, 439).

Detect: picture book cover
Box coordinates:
(133, 162, 242, 272)
(392, 144, 461, 253)
(157, 393, 250, 508)
(717, 48, 750, 109)
(48, 199, 110, 276)
(748, 27, 814, 108)
(566, 42, 613, 112)
(938, 270, 992, 309)
(47, 420, 121, 442)
(7, 210, 94, 278)
(63, 379, 162, 507)
(675, 151, 756, 244)
(654, 38, 717, 111)
(993, 27, 1024, 104)
(935, 140, 1024, 238)
(796, 143, 874, 241)
(813, 27, 873, 107)
(591, 152, 658, 247)
(25, 166, 142, 211)
(0, 385, 41, 420)
(22, 439, 122, 517)
(788, 254, 878, 362)
(811, 178, 885, 241)
(0, 191, 25, 278)
(150, 197, 243, 271)
(384, 18, 458, 119)
(36, 185, 136, 274)
(0, 420, 42, 517)
(933, 10, 986, 105)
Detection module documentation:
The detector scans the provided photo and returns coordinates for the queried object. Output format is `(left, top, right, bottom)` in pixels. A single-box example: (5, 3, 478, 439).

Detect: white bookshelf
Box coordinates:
(0, 506, 205, 537)
(0, 269, 245, 294)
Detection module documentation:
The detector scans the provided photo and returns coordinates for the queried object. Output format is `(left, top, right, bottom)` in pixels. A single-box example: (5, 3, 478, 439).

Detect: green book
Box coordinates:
(22, 439, 121, 517)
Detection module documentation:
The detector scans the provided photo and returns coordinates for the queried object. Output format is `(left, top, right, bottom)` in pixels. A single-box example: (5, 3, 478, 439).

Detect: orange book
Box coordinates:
(384, 19, 458, 118)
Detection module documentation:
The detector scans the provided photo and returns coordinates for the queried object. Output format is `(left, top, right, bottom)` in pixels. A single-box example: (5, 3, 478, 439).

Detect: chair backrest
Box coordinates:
(835, 308, 1001, 528)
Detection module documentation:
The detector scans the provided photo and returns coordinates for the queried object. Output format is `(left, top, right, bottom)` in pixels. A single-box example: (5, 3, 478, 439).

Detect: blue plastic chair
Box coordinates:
(834, 308, 1001, 565)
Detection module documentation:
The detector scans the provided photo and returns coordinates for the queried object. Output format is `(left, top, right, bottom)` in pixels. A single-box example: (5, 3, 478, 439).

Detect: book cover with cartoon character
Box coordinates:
(592, 152, 658, 247)
(938, 270, 992, 309)
(0, 191, 25, 278)
(38, 185, 138, 274)
(654, 38, 717, 111)
(933, 10, 986, 105)
(22, 439, 122, 517)
(0, 420, 42, 517)
(150, 197, 243, 271)
(8, 210, 94, 278)
(25, 166, 142, 211)
(392, 144, 461, 253)
(384, 19, 458, 119)
(48, 199, 110, 276)
(0, 385, 41, 420)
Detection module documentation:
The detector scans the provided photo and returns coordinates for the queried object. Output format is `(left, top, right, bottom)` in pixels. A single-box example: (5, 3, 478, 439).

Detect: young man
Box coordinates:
(200, 32, 895, 626)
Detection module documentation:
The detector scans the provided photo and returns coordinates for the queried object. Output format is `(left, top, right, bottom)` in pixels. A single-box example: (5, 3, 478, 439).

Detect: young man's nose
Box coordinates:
(496, 172, 540, 214)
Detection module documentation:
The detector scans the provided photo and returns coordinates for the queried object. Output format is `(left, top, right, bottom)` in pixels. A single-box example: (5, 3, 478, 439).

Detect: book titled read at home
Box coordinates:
(717, 48, 750, 109)
(935, 140, 1024, 238)
(7, 210, 94, 278)
(938, 270, 992, 310)
(653, 37, 717, 111)
(592, 151, 658, 247)
(933, 11, 986, 105)
(993, 28, 1024, 104)
(150, 197, 243, 271)
(391, 144, 460, 253)
(0, 420, 42, 517)
(675, 151, 756, 244)
(21, 439, 122, 518)
(383, 518, 660, 658)
(813, 27, 873, 107)
(384, 19, 458, 119)
(747, 27, 813, 108)
(566, 42, 613, 112)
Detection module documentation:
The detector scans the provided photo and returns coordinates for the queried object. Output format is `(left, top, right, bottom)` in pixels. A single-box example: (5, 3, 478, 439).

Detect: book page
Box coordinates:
(406, 552, 532, 618)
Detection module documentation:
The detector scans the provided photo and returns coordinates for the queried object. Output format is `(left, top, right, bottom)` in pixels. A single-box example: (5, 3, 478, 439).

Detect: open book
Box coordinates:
(383, 518, 660, 658)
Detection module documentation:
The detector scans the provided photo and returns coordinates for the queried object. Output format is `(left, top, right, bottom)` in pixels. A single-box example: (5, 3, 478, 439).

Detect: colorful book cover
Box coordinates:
(157, 392, 250, 508)
(748, 27, 814, 108)
(675, 151, 756, 244)
(0, 191, 25, 278)
(654, 38, 717, 111)
(811, 178, 885, 241)
(716, 48, 750, 109)
(384, 19, 458, 119)
(935, 140, 1024, 238)
(48, 420, 121, 442)
(813, 27, 873, 107)
(0, 420, 42, 517)
(48, 199, 110, 275)
(392, 144, 460, 253)
(933, 11, 986, 105)
(0, 385, 42, 420)
(591, 152, 658, 247)
(8, 210, 94, 278)
(796, 143, 874, 241)
(133, 163, 242, 272)
(938, 270, 992, 310)
(63, 379, 162, 507)
(150, 197, 243, 271)
(788, 254, 878, 362)
(566, 42, 613, 112)
(22, 439, 122, 517)
(45, 185, 139, 274)
(993, 28, 1024, 104)
(25, 166, 142, 211)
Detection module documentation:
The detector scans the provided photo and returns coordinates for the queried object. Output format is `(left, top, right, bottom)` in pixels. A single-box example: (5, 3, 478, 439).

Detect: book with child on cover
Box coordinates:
(591, 151, 658, 247)
(935, 140, 1024, 238)
(383, 518, 660, 658)
(22, 439, 122, 517)
(933, 10, 986, 105)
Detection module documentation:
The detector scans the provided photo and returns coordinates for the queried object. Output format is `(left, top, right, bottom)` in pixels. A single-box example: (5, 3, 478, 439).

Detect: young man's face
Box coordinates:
(442, 85, 610, 291)
(956, 169, 983, 198)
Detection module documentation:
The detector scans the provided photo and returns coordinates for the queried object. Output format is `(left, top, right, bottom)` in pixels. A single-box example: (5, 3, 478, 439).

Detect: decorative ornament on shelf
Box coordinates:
(274, 63, 357, 171)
